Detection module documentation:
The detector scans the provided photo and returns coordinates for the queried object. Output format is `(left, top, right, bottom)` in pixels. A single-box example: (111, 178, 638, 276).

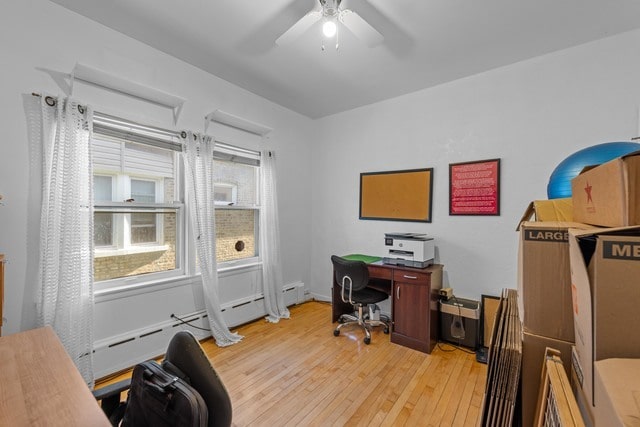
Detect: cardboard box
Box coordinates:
(571, 347, 595, 427)
(517, 198, 573, 228)
(594, 358, 640, 427)
(571, 151, 640, 227)
(517, 220, 591, 341)
(520, 332, 573, 426)
(569, 226, 640, 407)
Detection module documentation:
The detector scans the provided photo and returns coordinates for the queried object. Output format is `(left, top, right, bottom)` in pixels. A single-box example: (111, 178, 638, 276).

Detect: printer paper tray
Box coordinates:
(382, 258, 433, 269)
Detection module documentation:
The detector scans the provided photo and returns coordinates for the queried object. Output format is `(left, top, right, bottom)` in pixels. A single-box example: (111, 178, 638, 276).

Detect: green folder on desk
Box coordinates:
(342, 254, 382, 264)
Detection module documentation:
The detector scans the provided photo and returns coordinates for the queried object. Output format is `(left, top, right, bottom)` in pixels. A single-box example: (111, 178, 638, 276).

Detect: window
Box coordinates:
(89, 114, 260, 288)
(214, 183, 237, 206)
(130, 179, 159, 244)
(92, 116, 184, 288)
(94, 175, 114, 247)
(212, 144, 261, 266)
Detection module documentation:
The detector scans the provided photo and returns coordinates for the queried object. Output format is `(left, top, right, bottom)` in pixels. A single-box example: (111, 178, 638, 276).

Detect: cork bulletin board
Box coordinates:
(359, 168, 433, 222)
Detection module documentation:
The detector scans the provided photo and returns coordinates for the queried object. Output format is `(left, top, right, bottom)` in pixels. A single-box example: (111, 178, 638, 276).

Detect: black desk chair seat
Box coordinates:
(331, 255, 390, 344)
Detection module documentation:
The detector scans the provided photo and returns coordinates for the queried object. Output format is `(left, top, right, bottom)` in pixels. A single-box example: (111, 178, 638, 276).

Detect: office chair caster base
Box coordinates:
(333, 329, 340, 336)
(384, 327, 389, 334)
(338, 313, 357, 323)
(364, 336, 371, 345)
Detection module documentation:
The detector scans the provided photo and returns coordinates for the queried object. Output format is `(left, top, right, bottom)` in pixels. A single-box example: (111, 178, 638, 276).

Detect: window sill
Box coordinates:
(94, 262, 263, 301)
(217, 259, 262, 273)
(95, 244, 170, 258)
(94, 260, 262, 301)
(94, 274, 193, 301)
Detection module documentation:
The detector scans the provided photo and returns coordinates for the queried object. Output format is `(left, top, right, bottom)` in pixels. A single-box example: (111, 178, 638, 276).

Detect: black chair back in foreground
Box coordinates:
(94, 330, 232, 427)
(164, 331, 232, 427)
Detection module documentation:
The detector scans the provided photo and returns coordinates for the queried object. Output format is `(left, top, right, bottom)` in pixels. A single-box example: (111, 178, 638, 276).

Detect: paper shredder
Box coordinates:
(439, 297, 480, 350)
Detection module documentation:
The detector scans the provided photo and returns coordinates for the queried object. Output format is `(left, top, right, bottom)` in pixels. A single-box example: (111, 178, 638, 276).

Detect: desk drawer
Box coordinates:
(393, 270, 430, 284)
(368, 265, 392, 280)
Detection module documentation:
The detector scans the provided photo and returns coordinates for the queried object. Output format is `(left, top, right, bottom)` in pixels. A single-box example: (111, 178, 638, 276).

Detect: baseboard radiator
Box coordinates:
(93, 282, 305, 379)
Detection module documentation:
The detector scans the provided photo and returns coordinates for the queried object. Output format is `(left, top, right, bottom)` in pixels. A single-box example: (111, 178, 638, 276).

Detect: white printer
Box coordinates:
(383, 232, 434, 268)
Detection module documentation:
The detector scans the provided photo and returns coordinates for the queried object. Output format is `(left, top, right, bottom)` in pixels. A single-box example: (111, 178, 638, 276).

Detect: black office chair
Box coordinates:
(331, 255, 390, 344)
(94, 330, 232, 427)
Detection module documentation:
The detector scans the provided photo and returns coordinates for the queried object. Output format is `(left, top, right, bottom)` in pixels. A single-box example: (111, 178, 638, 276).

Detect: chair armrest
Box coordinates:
(93, 378, 131, 426)
(92, 378, 131, 401)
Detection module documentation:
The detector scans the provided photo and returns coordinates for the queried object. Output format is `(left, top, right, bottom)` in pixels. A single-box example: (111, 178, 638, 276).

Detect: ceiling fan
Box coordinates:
(276, 0, 383, 49)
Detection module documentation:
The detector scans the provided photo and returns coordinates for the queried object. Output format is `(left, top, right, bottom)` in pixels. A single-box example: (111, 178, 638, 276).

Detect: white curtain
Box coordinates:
(32, 95, 95, 387)
(260, 150, 290, 323)
(182, 132, 243, 346)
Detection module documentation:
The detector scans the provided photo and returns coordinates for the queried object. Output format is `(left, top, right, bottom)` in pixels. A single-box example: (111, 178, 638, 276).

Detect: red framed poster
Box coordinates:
(449, 158, 500, 216)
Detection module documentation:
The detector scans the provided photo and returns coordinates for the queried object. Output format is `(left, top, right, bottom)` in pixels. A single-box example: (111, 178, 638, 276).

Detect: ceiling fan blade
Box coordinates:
(276, 10, 322, 46)
(339, 9, 383, 47)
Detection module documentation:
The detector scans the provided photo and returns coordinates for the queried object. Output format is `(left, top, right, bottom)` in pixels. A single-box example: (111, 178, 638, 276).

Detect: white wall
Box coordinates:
(309, 29, 640, 302)
(0, 0, 314, 342)
(3, 0, 640, 372)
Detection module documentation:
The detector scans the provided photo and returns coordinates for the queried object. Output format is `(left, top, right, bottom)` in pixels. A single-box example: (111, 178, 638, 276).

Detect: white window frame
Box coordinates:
(94, 174, 166, 256)
(94, 174, 117, 249)
(211, 144, 261, 271)
(93, 203, 185, 293)
(214, 183, 238, 206)
(92, 113, 186, 292)
(214, 206, 261, 271)
(129, 176, 164, 246)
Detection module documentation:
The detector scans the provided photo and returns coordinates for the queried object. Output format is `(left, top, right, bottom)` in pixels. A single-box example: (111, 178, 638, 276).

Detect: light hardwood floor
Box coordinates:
(97, 301, 487, 426)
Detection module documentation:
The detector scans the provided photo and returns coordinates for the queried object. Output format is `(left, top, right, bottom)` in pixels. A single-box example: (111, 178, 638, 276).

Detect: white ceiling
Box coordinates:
(50, 0, 640, 119)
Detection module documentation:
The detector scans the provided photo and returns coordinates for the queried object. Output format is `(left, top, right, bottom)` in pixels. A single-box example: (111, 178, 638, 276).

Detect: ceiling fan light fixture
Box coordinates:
(322, 19, 337, 38)
(276, 0, 382, 48)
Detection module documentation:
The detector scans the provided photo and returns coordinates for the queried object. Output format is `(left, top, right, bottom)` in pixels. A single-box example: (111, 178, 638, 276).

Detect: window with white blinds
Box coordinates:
(91, 115, 184, 289)
(90, 112, 263, 289)
(93, 139, 175, 178)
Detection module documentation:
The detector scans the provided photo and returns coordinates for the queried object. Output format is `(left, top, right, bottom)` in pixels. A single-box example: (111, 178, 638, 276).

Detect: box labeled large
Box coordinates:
(517, 220, 591, 342)
(571, 151, 640, 227)
(569, 226, 640, 407)
(439, 297, 479, 349)
(518, 198, 573, 224)
(520, 332, 573, 426)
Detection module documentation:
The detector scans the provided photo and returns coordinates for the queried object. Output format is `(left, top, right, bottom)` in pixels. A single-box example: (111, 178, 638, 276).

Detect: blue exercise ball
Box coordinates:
(547, 142, 640, 199)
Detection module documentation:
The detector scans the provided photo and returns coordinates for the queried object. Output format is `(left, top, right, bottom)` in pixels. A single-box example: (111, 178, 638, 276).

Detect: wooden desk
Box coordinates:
(0, 326, 110, 426)
(332, 261, 443, 354)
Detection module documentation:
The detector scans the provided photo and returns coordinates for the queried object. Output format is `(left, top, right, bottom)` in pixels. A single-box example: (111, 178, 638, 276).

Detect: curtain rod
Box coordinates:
(31, 92, 182, 138)
(30, 92, 261, 157)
